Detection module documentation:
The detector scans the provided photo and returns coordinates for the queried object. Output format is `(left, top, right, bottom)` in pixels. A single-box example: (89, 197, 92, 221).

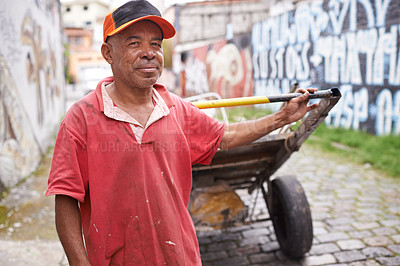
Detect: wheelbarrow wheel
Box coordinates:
(268, 175, 313, 259)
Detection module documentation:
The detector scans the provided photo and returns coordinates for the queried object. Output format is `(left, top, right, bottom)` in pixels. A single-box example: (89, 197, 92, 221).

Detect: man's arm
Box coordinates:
(220, 88, 318, 150)
(55, 195, 91, 266)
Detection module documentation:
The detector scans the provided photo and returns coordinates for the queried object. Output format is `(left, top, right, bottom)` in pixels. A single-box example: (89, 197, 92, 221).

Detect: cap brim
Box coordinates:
(106, 15, 176, 41)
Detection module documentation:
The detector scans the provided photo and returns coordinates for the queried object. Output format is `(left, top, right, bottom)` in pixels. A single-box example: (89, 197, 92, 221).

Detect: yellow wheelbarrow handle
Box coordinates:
(192, 88, 340, 109)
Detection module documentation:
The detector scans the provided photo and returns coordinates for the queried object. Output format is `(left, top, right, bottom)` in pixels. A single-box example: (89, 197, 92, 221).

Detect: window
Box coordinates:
(83, 5, 88, 11)
(85, 21, 92, 26)
(74, 36, 83, 45)
(66, 6, 71, 12)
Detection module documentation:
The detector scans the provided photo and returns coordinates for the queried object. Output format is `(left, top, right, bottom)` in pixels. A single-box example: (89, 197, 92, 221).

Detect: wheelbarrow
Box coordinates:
(189, 88, 342, 259)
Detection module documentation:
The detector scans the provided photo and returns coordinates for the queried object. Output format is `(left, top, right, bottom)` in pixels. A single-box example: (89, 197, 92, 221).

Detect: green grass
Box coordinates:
(224, 107, 400, 178)
(221, 106, 273, 123)
(307, 123, 400, 178)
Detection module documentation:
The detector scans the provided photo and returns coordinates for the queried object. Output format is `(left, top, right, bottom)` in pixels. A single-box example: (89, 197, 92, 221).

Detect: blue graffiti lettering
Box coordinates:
(353, 88, 369, 130)
(251, 0, 400, 135)
(393, 91, 400, 135)
(376, 89, 393, 135)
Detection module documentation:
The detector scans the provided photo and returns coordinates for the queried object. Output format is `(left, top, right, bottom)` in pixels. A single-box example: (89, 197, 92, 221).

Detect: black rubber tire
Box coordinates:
(269, 175, 313, 259)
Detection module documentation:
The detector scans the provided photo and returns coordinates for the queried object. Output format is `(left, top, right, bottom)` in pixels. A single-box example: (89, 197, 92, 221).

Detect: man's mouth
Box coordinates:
(137, 65, 159, 72)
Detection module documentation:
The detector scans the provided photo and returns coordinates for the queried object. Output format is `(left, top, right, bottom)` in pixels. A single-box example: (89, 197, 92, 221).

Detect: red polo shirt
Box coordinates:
(46, 77, 225, 265)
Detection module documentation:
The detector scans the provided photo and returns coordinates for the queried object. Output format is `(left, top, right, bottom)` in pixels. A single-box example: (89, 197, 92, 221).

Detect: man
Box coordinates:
(46, 0, 318, 265)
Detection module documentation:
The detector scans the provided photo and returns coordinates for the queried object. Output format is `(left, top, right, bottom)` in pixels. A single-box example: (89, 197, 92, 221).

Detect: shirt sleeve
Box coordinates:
(176, 98, 226, 165)
(45, 107, 88, 202)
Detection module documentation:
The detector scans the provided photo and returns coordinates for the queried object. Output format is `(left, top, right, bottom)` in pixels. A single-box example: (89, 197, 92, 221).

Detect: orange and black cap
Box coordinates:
(103, 0, 176, 42)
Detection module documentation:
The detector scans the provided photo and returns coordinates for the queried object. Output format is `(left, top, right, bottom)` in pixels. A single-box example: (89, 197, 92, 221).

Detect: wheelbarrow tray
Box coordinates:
(191, 89, 341, 258)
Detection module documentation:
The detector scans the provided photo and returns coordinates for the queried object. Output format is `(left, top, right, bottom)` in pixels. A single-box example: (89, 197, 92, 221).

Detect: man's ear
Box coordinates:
(101, 43, 113, 64)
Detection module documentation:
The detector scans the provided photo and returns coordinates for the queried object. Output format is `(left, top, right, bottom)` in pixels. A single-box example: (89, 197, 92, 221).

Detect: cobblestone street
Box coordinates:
(197, 146, 400, 265)
(0, 145, 399, 265)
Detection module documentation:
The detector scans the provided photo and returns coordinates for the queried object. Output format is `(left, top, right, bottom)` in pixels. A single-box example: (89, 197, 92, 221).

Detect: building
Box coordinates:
(61, 0, 112, 92)
(162, 0, 273, 97)
(62, 0, 109, 47)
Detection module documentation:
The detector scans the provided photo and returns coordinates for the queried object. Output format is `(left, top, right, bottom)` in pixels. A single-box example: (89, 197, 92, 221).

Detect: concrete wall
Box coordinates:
(169, 0, 270, 97)
(179, 35, 254, 98)
(0, 0, 65, 191)
(176, 0, 269, 45)
(252, 0, 400, 135)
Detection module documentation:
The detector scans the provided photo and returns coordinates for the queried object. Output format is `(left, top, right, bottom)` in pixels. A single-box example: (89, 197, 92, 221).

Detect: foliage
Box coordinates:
(63, 43, 74, 84)
(224, 107, 400, 178)
(224, 106, 273, 123)
(307, 123, 400, 178)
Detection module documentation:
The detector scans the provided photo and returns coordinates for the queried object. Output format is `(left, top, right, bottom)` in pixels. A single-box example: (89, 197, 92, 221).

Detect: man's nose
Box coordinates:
(140, 44, 155, 60)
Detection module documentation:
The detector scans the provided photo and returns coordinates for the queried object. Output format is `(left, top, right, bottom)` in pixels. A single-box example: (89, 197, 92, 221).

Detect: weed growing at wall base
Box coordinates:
(307, 123, 400, 178)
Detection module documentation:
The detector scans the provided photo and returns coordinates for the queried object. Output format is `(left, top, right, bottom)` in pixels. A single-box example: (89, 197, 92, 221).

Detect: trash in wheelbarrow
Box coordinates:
(189, 182, 248, 229)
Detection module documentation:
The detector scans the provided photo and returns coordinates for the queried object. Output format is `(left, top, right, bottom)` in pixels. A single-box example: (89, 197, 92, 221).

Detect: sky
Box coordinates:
(59, 0, 207, 10)
(110, 0, 206, 10)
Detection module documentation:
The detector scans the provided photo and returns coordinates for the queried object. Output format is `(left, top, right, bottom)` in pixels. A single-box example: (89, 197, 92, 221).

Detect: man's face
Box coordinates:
(107, 20, 164, 90)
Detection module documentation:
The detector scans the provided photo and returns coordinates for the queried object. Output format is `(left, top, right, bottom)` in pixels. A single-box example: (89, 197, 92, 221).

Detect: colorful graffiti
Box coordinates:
(179, 34, 254, 99)
(0, 56, 42, 188)
(21, 12, 61, 125)
(0, 1, 64, 190)
(252, 0, 400, 135)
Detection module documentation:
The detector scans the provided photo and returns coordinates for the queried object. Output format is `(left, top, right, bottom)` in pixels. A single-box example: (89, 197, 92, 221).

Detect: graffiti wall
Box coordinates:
(252, 0, 400, 135)
(179, 34, 254, 99)
(0, 0, 65, 190)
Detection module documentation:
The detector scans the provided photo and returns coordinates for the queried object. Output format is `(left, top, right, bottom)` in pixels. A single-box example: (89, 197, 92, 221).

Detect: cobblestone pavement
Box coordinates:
(197, 146, 400, 266)
(0, 145, 399, 265)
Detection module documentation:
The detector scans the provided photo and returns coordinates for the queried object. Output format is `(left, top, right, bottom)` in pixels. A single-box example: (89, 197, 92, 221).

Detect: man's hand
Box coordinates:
(220, 87, 319, 150)
(279, 87, 319, 125)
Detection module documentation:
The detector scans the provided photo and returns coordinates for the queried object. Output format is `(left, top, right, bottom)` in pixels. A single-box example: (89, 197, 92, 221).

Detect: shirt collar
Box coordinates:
(95, 76, 175, 113)
(100, 81, 170, 127)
